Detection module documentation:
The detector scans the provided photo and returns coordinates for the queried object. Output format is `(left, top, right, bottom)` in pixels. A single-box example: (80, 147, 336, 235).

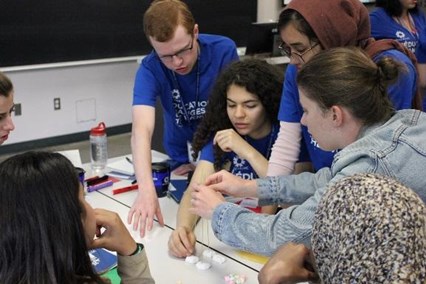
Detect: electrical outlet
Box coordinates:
(54, 98, 61, 110)
(14, 103, 22, 116)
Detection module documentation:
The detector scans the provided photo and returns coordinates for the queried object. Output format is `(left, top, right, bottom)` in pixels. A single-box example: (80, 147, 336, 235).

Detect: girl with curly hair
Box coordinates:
(168, 59, 283, 258)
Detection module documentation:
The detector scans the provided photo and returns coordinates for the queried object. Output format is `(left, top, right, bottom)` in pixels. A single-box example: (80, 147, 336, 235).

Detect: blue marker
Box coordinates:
(87, 180, 113, 192)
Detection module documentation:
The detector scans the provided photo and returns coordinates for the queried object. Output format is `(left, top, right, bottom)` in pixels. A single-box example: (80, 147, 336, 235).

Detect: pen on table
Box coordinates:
(87, 180, 113, 192)
(126, 157, 133, 164)
(113, 184, 139, 195)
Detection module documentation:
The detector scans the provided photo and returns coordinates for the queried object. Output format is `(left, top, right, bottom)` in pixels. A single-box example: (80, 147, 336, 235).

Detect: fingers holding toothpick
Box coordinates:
(189, 183, 226, 219)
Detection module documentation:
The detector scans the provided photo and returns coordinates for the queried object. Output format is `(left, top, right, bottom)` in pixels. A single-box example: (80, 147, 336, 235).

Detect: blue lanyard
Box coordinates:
(170, 49, 201, 127)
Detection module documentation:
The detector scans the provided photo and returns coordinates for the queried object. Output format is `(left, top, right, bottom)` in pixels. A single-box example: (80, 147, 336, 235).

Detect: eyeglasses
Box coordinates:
(278, 42, 319, 63)
(158, 38, 194, 63)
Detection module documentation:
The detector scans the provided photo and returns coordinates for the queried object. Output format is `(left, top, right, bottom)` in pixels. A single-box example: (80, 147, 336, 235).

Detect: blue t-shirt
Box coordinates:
(370, 7, 426, 110)
(370, 7, 426, 63)
(133, 34, 239, 164)
(279, 48, 417, 171)
(199, 125, 279, 180)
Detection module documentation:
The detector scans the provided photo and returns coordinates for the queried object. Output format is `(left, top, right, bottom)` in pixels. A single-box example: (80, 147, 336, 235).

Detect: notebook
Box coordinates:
(107, 154, 169, 178)
(169, 179, 188, 204)
(89, 248, 117, 274)
(107, 155, 134, 176)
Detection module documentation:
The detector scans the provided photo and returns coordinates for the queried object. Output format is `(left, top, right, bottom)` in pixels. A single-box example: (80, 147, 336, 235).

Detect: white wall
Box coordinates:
(2, 59, 138, 145)
(2, 0, 281, 147)
(257, 0, 282, 22)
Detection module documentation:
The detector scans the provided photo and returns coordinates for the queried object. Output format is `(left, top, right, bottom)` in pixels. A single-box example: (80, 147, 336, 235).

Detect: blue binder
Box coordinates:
(89, 248, 118, 274)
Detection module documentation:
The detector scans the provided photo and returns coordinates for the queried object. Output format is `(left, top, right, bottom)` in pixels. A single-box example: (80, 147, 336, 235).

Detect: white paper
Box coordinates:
(57, 149, 83, 168)
(107, 155, 134, 175)
(106, 151, 169, 176)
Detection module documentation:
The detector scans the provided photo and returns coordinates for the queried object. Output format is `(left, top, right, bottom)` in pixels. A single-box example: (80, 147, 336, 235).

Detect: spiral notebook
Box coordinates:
(107, 154, 168, 179)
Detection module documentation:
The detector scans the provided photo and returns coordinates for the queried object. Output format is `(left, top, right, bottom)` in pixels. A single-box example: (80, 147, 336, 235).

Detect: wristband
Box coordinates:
(129, 242, 144, 256)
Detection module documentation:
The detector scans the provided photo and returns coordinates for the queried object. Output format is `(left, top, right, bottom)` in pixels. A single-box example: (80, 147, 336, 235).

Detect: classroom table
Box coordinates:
(86, 192, 260, 283)
(84, 151, 309, 284)
(83, 151, 262, 283)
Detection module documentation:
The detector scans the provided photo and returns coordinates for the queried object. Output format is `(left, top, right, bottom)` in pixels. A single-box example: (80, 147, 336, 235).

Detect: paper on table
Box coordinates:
(57, 149, 83, 168)
(107, 155, 135, 176)
(236, 250, 269, 265)
(107, 153, 169, 177)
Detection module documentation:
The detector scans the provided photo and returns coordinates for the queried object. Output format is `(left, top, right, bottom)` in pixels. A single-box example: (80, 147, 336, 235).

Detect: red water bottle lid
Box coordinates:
(90, 122, 106, 136)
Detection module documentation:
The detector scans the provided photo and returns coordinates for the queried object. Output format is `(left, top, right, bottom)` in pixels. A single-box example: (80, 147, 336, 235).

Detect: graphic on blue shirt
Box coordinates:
(199, 125, 279, 180)
(171, 87, 207, 127)
(231, 154, 257, 180)
(370, 7, 426, 63)
(133, 34, 239, 163)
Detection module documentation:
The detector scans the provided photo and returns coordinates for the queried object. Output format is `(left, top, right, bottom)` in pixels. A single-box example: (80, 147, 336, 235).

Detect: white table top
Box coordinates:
(86, 192, 260, 283)
(83, 151, 265, 283)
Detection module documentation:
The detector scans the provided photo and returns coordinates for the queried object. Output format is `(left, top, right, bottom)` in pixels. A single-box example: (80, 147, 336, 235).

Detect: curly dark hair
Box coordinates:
(191, 59, 283, 170)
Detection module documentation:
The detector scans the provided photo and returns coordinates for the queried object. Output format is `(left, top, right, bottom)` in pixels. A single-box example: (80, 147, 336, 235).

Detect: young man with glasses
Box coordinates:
(130, 0, 238, 237)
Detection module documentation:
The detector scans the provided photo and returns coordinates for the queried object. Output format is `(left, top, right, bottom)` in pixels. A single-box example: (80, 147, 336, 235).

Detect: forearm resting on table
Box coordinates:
(177, 161, 215, 229)
(177, 188, 200, 229)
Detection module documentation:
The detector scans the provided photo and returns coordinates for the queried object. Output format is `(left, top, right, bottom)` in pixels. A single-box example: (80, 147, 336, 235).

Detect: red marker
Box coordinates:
(112, 184, 139, 195)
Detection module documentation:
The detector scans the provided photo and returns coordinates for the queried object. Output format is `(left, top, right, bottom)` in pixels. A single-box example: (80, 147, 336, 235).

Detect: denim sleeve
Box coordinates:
(257, 168, 332, 205)
(211, 168, 332, 256)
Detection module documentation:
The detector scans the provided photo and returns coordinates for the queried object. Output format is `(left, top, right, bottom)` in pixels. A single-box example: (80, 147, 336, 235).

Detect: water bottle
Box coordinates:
(90, 122, 108, 173)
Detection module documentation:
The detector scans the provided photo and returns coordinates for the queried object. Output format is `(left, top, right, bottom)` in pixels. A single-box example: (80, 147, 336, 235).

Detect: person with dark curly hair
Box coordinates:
(168, 59, 283, 258)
